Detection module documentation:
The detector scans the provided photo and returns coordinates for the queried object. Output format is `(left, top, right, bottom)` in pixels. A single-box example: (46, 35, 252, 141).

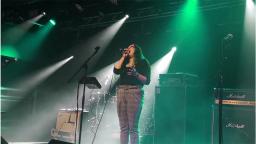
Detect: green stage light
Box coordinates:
(1, 45, 20, 58)
(50, 19, 56, 26)
(17, 20, 55, 60)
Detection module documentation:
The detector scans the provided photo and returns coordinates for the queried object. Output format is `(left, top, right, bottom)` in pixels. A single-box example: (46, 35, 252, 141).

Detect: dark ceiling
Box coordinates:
(2, 0, 245, 30)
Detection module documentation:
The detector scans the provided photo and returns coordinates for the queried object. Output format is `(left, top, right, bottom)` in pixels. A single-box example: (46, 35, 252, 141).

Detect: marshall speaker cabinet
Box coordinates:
(212, 88, 255, 144)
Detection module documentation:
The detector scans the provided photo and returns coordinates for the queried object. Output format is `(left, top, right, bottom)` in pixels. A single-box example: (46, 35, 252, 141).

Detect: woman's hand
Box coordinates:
(122, 48, 129, 58)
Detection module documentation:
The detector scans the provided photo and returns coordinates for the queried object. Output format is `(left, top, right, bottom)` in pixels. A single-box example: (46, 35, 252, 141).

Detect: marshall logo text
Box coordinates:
(225, 122, 245, 129)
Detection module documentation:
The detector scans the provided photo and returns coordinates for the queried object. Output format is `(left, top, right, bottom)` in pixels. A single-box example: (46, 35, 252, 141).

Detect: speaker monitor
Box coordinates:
(154, 86, 187, 144)
(154, 85, 207, 144)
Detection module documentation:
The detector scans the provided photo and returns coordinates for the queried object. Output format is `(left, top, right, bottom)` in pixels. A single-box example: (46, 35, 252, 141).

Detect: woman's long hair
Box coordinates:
(133, 43, 144, 63)
(133, 43, 151, 72)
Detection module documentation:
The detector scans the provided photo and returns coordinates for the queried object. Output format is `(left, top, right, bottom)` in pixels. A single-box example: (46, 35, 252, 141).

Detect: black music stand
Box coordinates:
(67, 46, 101, 144)
(79, 77, 101, 89)
(77, 76, 101, 144)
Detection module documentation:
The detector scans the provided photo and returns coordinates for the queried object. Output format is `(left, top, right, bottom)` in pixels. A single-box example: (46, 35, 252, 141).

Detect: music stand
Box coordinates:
(77, 76, 101, 144)
(67, 46, 101, 144)
(79, 77, 101, 89)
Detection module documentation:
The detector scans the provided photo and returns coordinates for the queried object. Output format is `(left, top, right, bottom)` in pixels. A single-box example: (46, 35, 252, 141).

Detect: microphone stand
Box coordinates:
(68, 46, 100, 83)
(217, 36, 232, 144)
(68, 46, 100, 144)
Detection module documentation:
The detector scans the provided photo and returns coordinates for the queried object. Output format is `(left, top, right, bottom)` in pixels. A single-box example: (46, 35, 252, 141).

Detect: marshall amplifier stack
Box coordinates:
(212, 88, 255, 144)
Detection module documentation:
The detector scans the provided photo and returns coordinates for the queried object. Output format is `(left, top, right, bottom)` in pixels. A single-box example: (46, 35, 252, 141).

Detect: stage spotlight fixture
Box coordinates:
(42, 12, 46, 16)
(125, 14, 129, 18)
(49, 19, 56, 26)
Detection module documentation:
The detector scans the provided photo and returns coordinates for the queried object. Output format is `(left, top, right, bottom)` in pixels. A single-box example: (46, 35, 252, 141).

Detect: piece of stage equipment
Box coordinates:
(1, 55, 17, 67)
(212, 88, 255, 144)
(214, 88, 255, 101)
(217, 33, 235, 144)
(67, 46, 101, 144)
(154, 73, 200, 144)
(51, 92, 108, 144)
(51, 109, 88, 143)
(158, 72, 199, 86)
(76, 77, 101, 144)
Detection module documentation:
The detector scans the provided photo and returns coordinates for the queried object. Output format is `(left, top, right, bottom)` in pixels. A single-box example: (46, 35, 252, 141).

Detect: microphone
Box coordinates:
(94, 46, 100, 54)
(224, 33, 234, 40)
(120, 48, 129, 54)
(119, 48, 124, 53)
(95, 46, 100, 51)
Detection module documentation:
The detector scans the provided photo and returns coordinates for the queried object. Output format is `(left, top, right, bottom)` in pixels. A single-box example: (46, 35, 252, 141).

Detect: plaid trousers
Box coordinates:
(116, 85, 144, 144)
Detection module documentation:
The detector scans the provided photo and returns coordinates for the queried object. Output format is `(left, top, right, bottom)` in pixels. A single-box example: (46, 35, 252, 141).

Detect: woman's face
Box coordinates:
(127, 44, 135, 58)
